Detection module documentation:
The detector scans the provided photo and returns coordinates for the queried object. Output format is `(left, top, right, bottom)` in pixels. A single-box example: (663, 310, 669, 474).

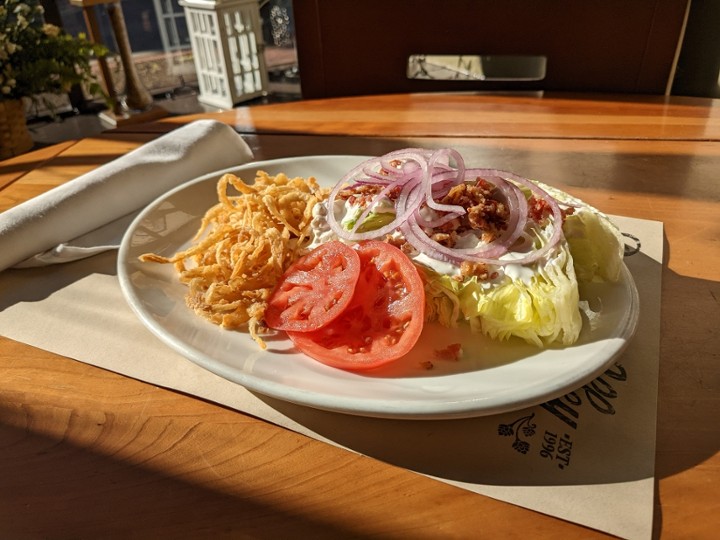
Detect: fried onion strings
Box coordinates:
(139, 171, 327, 348)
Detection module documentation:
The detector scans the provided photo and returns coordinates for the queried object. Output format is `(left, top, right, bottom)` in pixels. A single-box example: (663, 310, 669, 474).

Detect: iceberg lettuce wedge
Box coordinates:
(421, 197, 624, 347)
(424, 242, 582, 347)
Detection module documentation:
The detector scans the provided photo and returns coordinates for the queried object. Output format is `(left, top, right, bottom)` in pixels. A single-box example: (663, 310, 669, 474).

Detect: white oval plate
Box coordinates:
(118, 155, 639, 420)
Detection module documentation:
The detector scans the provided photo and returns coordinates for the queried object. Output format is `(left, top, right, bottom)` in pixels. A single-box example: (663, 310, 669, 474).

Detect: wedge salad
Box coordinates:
(264, 148, 625, 370)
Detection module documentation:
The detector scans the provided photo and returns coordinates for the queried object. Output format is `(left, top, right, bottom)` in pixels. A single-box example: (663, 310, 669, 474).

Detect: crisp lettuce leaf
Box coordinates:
(563, 209, 624, 283)
(535, 182, 624, 283)
(423, 244, 582, 347)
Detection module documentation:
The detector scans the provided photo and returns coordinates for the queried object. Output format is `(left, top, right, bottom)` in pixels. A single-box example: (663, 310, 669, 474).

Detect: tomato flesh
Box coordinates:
(287, 240, 425, 371)
(265, 241, 360, 332)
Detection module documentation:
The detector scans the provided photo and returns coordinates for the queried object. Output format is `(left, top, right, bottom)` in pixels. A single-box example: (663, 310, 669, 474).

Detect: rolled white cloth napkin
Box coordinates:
(0, 119, 254, 272)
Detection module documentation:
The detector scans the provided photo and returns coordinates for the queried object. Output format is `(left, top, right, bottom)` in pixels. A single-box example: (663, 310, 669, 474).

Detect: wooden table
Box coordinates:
(2, 92, 719, 538)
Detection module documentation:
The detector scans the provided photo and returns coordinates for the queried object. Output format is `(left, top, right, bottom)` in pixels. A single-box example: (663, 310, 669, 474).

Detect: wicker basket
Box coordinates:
(0, 99, 34, 160)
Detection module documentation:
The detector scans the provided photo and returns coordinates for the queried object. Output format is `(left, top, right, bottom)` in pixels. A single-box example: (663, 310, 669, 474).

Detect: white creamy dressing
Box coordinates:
(308, 199, 340, 247)
(412, 252, 460, 277)
(498, 256, 538, 283)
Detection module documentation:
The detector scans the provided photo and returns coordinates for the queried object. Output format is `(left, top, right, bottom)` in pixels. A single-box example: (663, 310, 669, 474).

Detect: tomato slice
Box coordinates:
(265, 241, 361, 332)
(287, 240, 425, 371)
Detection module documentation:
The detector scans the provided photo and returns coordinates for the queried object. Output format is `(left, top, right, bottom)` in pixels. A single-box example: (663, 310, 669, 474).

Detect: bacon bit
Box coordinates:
(528, 196, 552, 224)
(437, 182, 510, 246)
(459, 261, 489, 281)
(430, 231, 455, 248)
(339, 184, 402, 206)
(420, 360, 434, 370)
(529, 196, 574, 225)
(383, 234, 417, 256)
(457, 262, 499, 282)
(434, 343, 463, 361)
(384, 234, 405, 248)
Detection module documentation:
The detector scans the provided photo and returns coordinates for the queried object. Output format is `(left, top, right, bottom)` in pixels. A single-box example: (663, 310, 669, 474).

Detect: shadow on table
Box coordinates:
(0, 413, 363, 539)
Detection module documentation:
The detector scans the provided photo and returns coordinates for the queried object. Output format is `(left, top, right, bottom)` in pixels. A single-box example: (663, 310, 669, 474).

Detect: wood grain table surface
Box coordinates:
(1, 92, 718, 538)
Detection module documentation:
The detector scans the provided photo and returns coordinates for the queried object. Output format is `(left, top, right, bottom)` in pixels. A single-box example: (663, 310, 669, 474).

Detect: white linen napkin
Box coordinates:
(0, 119, 254, 272)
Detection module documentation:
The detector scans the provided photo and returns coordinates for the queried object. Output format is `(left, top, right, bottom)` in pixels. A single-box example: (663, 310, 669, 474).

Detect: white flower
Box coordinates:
(14, 3, 31, 16)
(42, 23, 59, 37)
(1, 86, 11, 95)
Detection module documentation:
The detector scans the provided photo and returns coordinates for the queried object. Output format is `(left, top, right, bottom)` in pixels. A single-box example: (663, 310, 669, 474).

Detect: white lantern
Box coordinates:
(180, 0, 269, 108)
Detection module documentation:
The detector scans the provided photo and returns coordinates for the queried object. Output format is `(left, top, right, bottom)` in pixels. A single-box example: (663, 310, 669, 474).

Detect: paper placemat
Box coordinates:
(0, 215, 662, 539)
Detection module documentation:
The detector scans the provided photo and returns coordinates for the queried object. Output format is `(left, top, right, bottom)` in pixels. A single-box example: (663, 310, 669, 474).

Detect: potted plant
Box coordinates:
(0, 0, 107, 159)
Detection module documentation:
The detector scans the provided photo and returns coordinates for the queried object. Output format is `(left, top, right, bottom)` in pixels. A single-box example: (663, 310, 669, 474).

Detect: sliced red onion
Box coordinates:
(326, 150, 565, 267)
(423, 149, 465, 215)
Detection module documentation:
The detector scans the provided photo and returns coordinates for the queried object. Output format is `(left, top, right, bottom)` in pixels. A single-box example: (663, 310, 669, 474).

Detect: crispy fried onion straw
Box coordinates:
(139, 171, 328, 349)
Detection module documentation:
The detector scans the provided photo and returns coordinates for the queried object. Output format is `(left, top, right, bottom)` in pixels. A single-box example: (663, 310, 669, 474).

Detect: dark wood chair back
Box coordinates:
(292, 0, 690, 99)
